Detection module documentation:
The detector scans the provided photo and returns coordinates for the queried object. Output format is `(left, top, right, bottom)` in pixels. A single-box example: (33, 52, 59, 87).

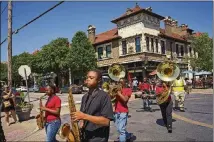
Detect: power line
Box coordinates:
(1, 4, 7, 15)
(0, 1, 65, 46)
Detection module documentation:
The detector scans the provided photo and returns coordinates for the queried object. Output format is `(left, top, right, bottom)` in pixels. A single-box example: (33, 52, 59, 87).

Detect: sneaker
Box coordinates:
(168, 128, 172, 133)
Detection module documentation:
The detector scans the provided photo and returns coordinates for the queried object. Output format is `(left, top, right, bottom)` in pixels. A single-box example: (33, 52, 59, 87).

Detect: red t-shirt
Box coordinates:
(139, 83, 150, 91)
(115, 88, 132, 113)
(155, 85, 171, 101)
(45, 95, 61, 122)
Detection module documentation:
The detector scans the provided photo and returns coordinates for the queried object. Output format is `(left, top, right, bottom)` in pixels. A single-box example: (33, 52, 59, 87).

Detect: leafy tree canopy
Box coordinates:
(67, 31, 97, 80)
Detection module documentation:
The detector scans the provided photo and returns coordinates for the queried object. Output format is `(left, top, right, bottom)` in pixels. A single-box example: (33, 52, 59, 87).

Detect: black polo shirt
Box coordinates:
(80, 88, 114, 142)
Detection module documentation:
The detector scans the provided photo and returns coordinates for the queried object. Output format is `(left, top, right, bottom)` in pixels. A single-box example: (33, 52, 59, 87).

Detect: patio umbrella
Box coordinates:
(195, 70, 212, 75)
(182, 70, 195, 74)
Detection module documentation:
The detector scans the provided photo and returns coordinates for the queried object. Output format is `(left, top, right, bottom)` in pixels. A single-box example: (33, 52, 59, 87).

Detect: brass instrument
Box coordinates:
(58, 86, 81, 142)
(36, 94, 47, 130)
(102, 64, 126, 103)
(156, 60, 180, 104)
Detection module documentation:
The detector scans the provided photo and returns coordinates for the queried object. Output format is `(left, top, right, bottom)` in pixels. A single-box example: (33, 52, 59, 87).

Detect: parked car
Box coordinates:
(60, 85, 82, 94)
(12, 87, 20, 96)
(29, 85, 39, 92)
(39, 86, 60, 93)
(16, 86, 27, 92)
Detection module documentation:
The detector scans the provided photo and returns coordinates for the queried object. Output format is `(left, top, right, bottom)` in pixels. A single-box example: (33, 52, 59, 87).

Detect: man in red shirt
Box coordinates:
(155, 80, 173, 133)
(114, 78, 132, 142)
(139, 78, 152, 111)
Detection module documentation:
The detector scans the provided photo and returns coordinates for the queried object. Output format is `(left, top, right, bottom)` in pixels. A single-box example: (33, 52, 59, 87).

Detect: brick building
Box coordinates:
(88, 4, 198, 80)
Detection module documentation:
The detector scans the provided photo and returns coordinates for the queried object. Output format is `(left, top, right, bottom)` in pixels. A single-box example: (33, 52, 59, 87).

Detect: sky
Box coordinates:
(0, 1, 213, 61)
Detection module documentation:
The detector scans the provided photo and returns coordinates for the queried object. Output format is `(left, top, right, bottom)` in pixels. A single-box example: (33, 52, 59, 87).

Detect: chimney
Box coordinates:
(164, 16, 173, 34)
(87, 25, 96, 43)
(180, 24, 188, 31)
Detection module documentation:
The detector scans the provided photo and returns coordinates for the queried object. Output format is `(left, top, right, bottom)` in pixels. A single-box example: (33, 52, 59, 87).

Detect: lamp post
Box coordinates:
(140, 54, 148, 78)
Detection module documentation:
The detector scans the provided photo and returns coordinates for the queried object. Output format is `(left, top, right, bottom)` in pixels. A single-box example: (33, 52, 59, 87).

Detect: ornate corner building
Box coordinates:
(87, 4, 199, 80)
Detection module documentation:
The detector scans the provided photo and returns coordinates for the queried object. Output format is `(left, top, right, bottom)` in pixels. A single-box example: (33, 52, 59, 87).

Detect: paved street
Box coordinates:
(1, 89, 213, 141)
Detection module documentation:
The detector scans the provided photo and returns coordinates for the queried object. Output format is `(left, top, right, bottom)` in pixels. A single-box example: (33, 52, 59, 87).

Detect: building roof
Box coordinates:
(111, 5, 164, 23)
(93, 28, 121, 45)
(159, 28, 187, 41)
(193, 32, 203, 37)
(32, 49, 39, 55)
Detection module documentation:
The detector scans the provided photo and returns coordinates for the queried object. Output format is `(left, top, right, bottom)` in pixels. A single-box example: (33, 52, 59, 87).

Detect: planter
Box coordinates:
(16, 103, 33, 121)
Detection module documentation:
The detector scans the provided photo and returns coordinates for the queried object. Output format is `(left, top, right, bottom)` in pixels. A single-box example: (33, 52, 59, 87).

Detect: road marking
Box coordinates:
(172, 112, 213, 129)
(185, 98, 202, 101)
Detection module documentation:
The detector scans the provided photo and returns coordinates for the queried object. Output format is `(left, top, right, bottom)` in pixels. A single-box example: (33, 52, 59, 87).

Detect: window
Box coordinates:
(151, 38, 154, 52)
(146, 37, 149, 51)
(176, 44, 179, 56)
(180, 45, 184, 56)
(97, 47, 103, 60)
(122, 40, 127, 55)
(135, 37, 141, 53)
(155, 39, 158, 53)
(161, 40, 165, 54)
(106, 45, 111, 58)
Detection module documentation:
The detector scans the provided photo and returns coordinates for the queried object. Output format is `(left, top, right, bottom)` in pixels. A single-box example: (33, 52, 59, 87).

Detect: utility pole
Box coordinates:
(7, 0, 12, 87)
(68, 43, 72, 85)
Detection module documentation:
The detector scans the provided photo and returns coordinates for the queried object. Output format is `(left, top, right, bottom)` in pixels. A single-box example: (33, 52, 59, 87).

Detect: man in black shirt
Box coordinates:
(71, 70, 114, 142)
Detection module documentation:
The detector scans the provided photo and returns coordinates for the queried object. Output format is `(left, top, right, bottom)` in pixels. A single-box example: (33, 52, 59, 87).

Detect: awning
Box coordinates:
(149, 70, 157, 75)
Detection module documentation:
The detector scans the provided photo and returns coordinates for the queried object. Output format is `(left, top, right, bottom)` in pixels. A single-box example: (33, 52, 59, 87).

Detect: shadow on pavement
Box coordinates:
(156, 118, 176, 127)
(19, 116, 35, 123)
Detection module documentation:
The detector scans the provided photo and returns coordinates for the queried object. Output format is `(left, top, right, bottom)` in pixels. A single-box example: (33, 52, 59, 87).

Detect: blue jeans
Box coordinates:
(143, 99, 152, 108)
(114, 113, 130, 142)
(45, 119, 61, 142)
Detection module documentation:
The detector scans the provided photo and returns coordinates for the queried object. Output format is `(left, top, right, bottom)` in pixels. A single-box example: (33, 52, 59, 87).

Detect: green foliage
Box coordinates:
(36, 38, 70, 74)
(191, 33, 213, 71)
(67, 31, 97, 80)
(0, 63, 7, 81)
(12, 52, 33, 85)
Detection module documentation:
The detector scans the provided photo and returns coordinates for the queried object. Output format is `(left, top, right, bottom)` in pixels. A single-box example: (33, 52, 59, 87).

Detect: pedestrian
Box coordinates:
(132, 77, 138, 92)
(114, 78, 132, 142)
(1, 85, 17, 126)
(155, 80, 173, 133)
(71, 70, 114, 142)
(171, 74, 187, 112)
(40, 85, 61, 142)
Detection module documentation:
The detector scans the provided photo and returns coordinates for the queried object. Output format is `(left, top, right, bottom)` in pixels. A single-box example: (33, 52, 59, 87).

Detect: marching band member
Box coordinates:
(40, 85, 61, 142)
(171, 74, 187, 112)
(139, 77, 151, 110)
(155, 80, 173, 133)
(71, 70, 114, 142)
(114, 78, 132, 142)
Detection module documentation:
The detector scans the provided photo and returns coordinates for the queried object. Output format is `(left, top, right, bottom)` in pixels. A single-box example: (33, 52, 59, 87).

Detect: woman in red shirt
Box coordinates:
(40, 85, 61, 142)
(155, 80, 173, 133)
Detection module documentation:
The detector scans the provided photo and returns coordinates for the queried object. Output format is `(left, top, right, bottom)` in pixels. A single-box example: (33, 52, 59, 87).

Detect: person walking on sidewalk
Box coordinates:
(40, 85, 61, 142)
(1, 85, 17, 126)
(155, 80, 173, 133)
(114, 78, 132, 142)
(171, 74, 187, 112)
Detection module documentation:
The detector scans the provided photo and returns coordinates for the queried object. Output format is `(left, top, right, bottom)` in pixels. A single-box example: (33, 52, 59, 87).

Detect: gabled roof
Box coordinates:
(159, 28, 187, 42)
(93, 28, 121, 45)
(111, 5, 164, 23)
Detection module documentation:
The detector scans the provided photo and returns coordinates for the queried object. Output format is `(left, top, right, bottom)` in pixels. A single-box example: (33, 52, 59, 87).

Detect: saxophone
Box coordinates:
(36, 94, 46, 130)
(58, 86, 81, 142)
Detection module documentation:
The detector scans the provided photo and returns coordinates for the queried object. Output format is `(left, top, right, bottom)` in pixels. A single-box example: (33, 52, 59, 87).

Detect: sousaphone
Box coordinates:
(102, 64, 126, 103)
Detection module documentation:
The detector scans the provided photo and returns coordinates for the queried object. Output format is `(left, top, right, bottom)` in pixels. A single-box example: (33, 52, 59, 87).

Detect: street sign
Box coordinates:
(18, 65, 31, 79)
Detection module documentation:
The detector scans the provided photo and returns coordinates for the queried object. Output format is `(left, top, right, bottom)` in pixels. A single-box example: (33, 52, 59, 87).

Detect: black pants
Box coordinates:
(159, 100, 173, 129)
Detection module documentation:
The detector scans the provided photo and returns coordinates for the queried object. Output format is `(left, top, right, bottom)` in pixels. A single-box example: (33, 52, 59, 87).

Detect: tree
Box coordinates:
(0, 63, 7, 81)
(67, 31, 97, 82)
(191, 33, 213, 71)
(12, 52, 33, 86)
(36, 38, 70, 87)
